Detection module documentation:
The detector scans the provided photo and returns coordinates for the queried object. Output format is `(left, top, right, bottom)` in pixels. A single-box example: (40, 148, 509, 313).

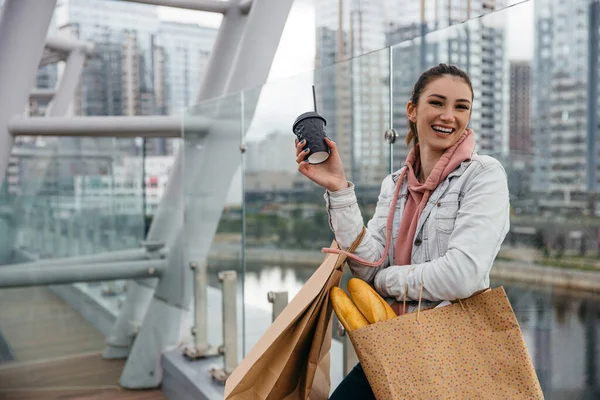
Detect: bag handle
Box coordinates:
(406, 282, 470, 322)
(322, 169, 407, 267)
(334, 226, 367, 270)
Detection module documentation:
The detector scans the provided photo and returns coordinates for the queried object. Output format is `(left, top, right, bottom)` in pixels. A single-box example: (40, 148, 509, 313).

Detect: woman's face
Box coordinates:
(406, 75, 472, 153)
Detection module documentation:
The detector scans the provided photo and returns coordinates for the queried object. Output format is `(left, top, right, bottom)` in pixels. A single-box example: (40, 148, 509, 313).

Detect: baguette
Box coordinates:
(348, 278, 397, 323)
(330, 286, 369, 332)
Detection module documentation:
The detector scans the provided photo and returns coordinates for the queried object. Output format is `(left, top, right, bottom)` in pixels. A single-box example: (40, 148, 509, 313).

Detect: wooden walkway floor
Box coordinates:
(0, 287, 166, 400)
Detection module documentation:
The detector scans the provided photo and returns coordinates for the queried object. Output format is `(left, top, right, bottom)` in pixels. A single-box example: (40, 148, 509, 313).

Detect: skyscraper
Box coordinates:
(157, 21, 216, 115)
(315, 0, 389, 188)
(385, 0, 508, 169)
(316, 0, 508, 190)
(54, 0, 217, 155)
(532, 0, 596, 214)
(509, 61, 532, 154)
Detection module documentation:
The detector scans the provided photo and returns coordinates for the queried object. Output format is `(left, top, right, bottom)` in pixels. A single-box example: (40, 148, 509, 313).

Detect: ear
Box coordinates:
(406, 101, 416, 123)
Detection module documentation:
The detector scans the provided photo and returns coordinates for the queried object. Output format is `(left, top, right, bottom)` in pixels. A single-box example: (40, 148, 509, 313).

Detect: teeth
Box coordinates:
(432, 126, 454, 134)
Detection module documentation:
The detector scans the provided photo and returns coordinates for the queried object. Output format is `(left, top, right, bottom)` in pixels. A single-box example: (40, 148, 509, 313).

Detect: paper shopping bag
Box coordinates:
(348, 287, 544, 399)
(225, 229, 365, 400)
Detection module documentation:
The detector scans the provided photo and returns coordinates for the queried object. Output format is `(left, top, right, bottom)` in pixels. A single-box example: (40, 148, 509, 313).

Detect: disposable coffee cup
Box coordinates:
(292, 111, 330, 164)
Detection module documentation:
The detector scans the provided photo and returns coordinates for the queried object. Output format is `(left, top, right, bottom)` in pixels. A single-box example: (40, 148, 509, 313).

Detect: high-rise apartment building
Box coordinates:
(54, 0, 217, 156)
(4, 0, 218, 213)
(315, 0, 389, 188)
(157, 21, 216, 115)
(506, 61, 533, 208)
(316, 0, 507, 190)
(532, 0, 597, 214)
(509, 61, 532, 154)
(385, 0, 507, 169)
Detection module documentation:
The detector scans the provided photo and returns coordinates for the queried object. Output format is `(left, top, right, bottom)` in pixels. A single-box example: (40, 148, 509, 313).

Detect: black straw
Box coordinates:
(312, 85, 318, 113)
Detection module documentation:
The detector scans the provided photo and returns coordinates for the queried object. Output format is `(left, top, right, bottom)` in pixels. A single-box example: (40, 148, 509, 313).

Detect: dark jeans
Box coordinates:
(329, 363, 376, 400)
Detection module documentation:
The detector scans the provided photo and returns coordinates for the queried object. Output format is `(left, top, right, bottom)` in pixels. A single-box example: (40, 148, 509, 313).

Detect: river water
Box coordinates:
(209, 259, 600, 398)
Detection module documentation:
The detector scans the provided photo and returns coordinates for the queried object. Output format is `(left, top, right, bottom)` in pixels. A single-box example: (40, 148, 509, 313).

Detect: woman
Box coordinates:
(295, 64, 510, 399)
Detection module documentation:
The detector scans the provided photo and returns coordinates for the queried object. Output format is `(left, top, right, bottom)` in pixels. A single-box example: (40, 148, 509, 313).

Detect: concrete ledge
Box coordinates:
(492, 260, 600, 294)
(162, 349, 225, 400)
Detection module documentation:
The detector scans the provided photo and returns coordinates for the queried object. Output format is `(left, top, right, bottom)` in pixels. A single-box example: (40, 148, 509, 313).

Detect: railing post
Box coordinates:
(68, 216, 76, 255)
(210, 270, 238, 383)
(44, 208, 53, 255)
(337, 321, 359, 376)
(183, 260, 219, 359)
(267, 291, 288, 322)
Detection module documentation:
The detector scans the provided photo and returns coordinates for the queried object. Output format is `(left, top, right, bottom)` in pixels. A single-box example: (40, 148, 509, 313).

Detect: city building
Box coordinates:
(509, 61, 532, 154)
(506, 61, 533, 213)
(314, 0, 389, 188)
(532, 0, 596, 214)
(73, 155, 175, 216)
(316, 0, 507, 190)
(385, 0, 508, 170)
(157, 21, 216, 115)
(54, 0, 217, 155)
(245, 131, 298, 174)
(6, 0, 218, 215)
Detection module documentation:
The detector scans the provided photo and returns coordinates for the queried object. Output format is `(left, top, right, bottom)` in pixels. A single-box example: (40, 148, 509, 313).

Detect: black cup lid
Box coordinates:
(292, 111, 327, 130)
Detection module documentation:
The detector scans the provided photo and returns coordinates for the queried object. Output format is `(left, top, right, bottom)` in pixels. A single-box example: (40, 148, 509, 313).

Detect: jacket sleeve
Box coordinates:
(373, 160, 510, 301)
(324, 175, 396, 283)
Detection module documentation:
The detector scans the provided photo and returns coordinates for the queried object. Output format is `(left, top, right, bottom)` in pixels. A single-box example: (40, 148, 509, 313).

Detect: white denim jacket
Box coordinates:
(324, 154, 510, 309)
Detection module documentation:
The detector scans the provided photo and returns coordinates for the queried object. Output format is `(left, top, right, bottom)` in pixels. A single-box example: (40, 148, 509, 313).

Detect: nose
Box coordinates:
(440, 108, 454, 122)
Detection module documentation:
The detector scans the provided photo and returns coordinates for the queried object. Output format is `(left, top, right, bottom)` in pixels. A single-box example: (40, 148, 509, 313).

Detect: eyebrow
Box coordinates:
(428, 94, 471, 104)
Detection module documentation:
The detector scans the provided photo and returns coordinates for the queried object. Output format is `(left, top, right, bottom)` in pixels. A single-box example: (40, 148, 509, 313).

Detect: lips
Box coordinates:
(432, 125, 455, 135)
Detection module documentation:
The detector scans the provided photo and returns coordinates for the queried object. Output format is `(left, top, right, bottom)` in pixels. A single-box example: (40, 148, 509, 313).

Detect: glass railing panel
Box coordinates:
(0, 135, 151, 392)
(314, 0, 514, 70)
(182, 93, 245, 358)
(387, 0, 600, 396)
(2, 137, 147, 261)
(240, 46, 392, 390)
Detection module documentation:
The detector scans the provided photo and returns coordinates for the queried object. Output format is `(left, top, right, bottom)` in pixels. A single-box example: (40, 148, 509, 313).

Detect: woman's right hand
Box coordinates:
(295, 137, 348, 192)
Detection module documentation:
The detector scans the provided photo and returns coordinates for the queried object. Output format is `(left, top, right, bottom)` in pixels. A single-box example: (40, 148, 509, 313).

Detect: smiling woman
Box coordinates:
(295, 63, 510, 399)
(405, 65, 474, 182)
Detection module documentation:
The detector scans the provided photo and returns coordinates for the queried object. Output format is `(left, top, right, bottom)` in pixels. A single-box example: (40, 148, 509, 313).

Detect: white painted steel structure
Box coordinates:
(0, 0, 294, 390)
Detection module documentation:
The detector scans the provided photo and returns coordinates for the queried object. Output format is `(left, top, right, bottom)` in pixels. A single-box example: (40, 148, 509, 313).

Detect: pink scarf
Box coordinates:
(323, 129, 475, 268)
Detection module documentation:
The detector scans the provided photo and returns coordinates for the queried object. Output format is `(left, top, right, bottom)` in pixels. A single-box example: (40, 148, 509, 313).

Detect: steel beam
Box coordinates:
(30, 88, 56, 101)
(124, 0, 230, 14)
(16, 37, 91, 239)
(1, 247, 159, 270)
(0, 0, 56, 188)
(45, 35, 95, 56)
(0, 0, 56, 263)
(240, 0, 252, 14)
(222, 0, 294, 95)
(8, 116, 207, 138)
(196, 0, 248, 102)
(46, 49, 87, 117)
(116, 0, 293, 388)
(0, 259, 165, 288)
(103, 144, 184, 359)
(106, 0, 249, 365)
(120, 119, 241, 388)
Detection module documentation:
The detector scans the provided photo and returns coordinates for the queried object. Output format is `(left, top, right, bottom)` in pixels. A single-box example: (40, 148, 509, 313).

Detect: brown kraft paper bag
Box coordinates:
(348, 286, 544, 399)
(225, 229, 365, 400)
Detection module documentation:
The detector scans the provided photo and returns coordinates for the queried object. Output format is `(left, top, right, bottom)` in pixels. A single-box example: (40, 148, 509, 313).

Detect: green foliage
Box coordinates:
(216, 206, 334, 249)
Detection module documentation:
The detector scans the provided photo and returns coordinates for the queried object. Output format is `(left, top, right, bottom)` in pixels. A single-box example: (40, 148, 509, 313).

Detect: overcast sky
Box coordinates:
(158, 0, 535, 204)
(158, 0, 534, 140)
